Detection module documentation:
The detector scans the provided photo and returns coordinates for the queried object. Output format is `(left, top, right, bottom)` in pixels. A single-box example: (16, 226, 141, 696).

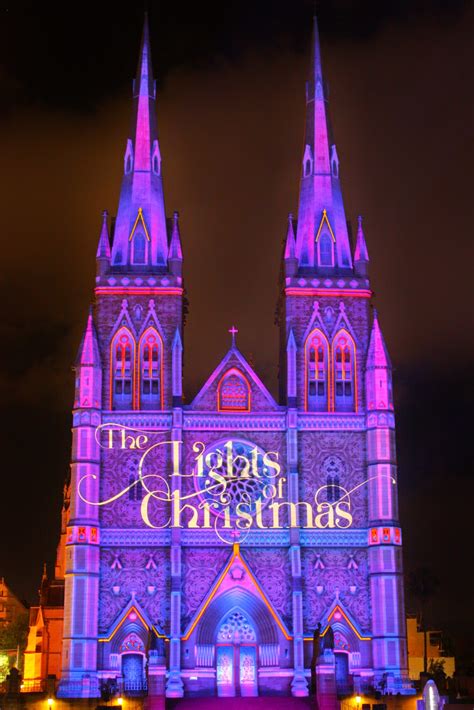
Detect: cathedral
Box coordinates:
(24, 15, 411, 702)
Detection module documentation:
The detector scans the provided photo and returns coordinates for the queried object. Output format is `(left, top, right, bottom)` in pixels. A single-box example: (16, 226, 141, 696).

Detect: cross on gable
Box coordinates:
(229, 325, 238, 346)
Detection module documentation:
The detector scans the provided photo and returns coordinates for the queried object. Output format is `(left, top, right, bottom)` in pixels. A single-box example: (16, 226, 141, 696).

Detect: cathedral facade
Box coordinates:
(25, 16, 410, 701)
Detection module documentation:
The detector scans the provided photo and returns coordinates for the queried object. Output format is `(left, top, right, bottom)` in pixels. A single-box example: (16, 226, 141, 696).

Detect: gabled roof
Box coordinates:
(99, 594, 165, 642)
(182, 543, 291, 641)
(189, 344, 280, 412)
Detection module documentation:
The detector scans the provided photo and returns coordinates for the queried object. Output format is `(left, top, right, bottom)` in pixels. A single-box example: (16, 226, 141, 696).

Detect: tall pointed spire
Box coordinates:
(294, 17, 353, 272)
(111, 14, 169, 268)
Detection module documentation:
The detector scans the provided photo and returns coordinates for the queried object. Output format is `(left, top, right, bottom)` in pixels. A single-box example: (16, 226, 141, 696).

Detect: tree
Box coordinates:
(0, 613, 29, 672)
(408, 567, 440, 674)
(0, 654, 9, 683)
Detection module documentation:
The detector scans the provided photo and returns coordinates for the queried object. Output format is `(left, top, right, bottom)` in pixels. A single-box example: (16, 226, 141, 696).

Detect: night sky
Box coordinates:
(0, 0, 472, 660)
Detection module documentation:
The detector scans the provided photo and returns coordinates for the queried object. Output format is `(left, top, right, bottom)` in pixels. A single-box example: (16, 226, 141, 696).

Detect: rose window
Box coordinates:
(194, 439, 274, 520)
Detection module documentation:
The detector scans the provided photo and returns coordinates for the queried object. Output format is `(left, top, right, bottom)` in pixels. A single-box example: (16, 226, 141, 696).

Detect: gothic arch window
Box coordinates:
(318, 232, 335, 267)
(305, 159, 312, 177)
(218, 368, 251, 412)
(305, 329, 329, 412)
(217, 610, 257, 643)
(111, 328, 135, 410)
(138, 327, 163, 409)
(332, 330, 357, 412)
(132, 231, 147, 265)
(153, 155, 159, 174)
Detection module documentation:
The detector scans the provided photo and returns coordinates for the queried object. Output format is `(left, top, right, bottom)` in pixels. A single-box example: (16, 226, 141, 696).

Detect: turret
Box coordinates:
(73, 310, 102, 410)
(366, 309, 393, 412)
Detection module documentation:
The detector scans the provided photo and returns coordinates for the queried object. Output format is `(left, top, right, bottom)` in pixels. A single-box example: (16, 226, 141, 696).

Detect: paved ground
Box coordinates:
(163, 697, 314, 710)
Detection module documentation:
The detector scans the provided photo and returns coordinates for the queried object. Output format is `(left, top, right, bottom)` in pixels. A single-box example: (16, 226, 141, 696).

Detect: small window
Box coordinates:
(333, 331, 356, 412)
(305, 159, 312, 177)
(218, 369, 250, 411)
(306, 330, 329, 412)
(133, 232, 147, 264)
(318, 232, 334, 267)
(112, 329, 135, 410)
(139, 328, 162, 409)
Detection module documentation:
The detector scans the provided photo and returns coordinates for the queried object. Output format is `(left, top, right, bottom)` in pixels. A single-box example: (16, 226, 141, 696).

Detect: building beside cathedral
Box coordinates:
(24, 16, 411, 701)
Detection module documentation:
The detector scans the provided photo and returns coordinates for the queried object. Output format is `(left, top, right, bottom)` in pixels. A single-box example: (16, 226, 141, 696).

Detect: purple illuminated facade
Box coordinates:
(54, 17, 410, 700)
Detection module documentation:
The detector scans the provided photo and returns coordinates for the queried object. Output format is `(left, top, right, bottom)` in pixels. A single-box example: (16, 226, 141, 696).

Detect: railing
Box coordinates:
(20, 680, 46, 693)
(121, 678, 148, 697)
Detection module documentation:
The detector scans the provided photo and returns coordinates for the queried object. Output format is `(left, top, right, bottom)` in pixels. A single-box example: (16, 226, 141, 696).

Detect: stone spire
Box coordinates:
(295, 17, 352, 272)
(284, 213, 298, 277)
(354, 215, 369, 261)
(168, 211, 183, 275)
(111, 14, 168, 268)
(96, 210, 111, 259)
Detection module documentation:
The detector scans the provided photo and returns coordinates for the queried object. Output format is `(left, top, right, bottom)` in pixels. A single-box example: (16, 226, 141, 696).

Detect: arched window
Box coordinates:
(218, 368, 250, 411)
(132, 231, 147, 265)
(305, 329, 329, 411)
(333, 330, 356, 412)
(138, 328, 163, 409)
(111, 328, 135, 409)
(318, 232, 334, 267)
(305, 159, 312, 177)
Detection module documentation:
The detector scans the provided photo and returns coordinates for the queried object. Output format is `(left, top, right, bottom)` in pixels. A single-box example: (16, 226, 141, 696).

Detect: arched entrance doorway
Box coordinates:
(216, 610, 258, 697)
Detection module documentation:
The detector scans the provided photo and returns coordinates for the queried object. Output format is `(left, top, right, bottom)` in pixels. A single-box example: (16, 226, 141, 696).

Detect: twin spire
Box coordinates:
(107, 15, 181, 270)
(98, 15, 367, 279)
(290, 17, 368, 276)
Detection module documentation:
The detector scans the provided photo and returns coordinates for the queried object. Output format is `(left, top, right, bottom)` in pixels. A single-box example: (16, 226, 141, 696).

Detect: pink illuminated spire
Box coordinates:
(367, 310, 391, 369)
(168, 211, 183, 261)
(111, 14, 169, 268)
(75, 309, 101, 368)
(96, 210, 111, 259)
(354, 215, 369, 262)
(284, 213, 296, 260)
(294, 17, 353, 272)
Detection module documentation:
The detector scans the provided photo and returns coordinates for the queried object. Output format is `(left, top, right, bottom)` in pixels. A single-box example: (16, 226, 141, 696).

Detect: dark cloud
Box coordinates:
(0, 0, 472, 650)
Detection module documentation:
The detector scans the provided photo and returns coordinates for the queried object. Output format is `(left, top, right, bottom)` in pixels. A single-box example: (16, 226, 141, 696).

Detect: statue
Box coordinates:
(323, 625, 335, 651)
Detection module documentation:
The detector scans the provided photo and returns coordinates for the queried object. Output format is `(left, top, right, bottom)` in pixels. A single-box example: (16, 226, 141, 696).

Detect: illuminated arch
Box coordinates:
(332, 329, 357, 412)
(137, 327, 164, 410)
(110, 327, 135, 410)
(218, 368, 251, 412)
(305, 329, 330, 412)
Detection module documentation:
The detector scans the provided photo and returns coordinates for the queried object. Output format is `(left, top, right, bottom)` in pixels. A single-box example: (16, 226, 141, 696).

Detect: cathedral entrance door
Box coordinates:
(216, 610, 258, 697)
(335, 651, 352, 695)
(122, 653, 146, 694)
(216, 644, 258, 697)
